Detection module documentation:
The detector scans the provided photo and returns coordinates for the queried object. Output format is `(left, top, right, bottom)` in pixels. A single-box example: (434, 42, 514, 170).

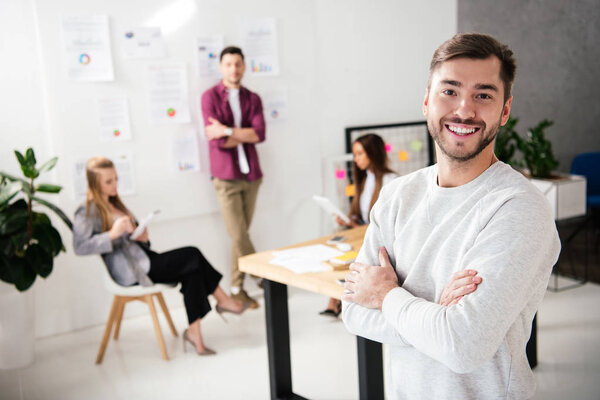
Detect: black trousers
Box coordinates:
(145, 247, 222, 324)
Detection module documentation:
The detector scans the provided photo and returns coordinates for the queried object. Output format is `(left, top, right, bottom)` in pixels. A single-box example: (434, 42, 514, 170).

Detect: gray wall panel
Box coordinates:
(458, 0, 600, 172)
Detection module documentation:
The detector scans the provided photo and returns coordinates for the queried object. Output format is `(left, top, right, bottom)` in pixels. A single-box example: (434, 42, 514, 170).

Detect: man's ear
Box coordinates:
(500, 96, 513, 126)
(422, 89, 430, 116)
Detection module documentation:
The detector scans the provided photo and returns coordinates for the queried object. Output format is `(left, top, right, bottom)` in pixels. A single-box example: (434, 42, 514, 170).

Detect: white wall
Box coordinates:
(0, 0, 456, 338)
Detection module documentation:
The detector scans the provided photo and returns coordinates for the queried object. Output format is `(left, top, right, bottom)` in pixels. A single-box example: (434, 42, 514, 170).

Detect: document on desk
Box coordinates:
(269, 244, 344, 274)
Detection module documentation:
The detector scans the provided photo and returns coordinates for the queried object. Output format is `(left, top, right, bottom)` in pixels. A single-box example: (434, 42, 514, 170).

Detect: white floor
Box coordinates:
(1, 278, 599, 400)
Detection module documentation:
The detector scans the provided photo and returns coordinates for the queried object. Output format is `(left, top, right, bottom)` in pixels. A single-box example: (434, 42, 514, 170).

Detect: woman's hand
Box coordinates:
(133, 228, 149, 243)
(108, 216, 134, 240)
(335, 215, 357, 228)
(438, 269, 482, 306)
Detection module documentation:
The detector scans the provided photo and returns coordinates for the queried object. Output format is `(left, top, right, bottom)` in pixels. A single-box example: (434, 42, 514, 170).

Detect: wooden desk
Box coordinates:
(239, 226, 383, 400)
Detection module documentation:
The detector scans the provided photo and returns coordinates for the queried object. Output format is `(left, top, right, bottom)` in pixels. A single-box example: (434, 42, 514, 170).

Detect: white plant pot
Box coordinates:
(0, 281, 35, 369)
(529, 173, 587, 220)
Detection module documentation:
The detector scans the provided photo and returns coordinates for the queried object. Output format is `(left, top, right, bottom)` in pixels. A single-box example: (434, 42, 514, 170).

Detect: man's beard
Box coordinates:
(427, 116, 500, 162)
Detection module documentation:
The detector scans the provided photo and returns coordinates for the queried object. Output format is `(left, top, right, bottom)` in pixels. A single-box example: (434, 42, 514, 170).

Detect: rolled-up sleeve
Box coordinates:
(250, 93, 266, 143)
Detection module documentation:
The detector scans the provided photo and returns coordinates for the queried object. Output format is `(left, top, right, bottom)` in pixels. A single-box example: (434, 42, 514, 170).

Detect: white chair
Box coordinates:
(96, 269, 179, 364)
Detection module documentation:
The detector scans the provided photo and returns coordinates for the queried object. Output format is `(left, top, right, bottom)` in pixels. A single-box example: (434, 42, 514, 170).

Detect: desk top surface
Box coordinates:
(239, 225, 367, 299)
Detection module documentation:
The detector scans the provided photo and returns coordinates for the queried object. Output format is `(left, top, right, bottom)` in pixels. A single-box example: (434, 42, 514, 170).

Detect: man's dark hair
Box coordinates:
(220, 46, 244, 62)
(429, 33, 516, 103)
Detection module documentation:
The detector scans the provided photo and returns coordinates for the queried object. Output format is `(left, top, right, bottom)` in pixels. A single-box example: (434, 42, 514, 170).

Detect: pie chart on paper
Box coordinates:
(167, 108, 176, 117)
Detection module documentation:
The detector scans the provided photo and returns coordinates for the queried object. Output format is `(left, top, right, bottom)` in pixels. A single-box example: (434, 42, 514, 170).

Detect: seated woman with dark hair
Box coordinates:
(73, 156, 248, 356)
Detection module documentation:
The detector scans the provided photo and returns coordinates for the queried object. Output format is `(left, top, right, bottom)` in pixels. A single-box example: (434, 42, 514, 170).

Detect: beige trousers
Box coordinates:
(212, 178, 262, 288)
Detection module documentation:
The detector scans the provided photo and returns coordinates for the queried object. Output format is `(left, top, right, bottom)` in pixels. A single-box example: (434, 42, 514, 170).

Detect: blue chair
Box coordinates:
(571, 152, 600, 210)
(555, 152, 600, 289)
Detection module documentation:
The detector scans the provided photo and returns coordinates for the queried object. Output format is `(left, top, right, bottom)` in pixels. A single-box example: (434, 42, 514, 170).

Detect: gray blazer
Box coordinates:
(73, 203, 152, 286)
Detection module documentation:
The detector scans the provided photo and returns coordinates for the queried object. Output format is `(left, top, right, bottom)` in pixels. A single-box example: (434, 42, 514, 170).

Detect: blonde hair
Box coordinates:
(85, 156, 132, 232)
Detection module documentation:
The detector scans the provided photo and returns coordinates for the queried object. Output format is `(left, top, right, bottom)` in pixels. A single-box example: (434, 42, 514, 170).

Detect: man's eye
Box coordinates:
(442, 89, 455, 96)
(476, 93, 492, 100)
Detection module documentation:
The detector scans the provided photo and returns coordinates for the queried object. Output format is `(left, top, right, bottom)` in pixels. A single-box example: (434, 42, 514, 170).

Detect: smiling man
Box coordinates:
(201, 46, 265, 309)
(342, 33, 561, 399)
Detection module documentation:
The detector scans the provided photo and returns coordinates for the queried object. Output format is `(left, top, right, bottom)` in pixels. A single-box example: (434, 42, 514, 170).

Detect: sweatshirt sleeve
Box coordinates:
(341, 185, 411, 346)
(72, 205, 113, 256)
(380, 193, 560, 373)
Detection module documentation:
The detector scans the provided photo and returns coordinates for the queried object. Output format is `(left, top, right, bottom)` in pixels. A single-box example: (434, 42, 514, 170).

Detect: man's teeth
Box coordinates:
(448, 125, 477, 135)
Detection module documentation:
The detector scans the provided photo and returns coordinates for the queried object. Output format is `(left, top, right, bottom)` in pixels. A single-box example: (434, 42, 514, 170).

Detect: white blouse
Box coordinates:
(359, 171, 398, 223)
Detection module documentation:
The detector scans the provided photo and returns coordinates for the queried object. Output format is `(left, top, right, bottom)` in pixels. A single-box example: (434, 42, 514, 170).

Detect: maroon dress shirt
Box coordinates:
(200, 81, 266, 181)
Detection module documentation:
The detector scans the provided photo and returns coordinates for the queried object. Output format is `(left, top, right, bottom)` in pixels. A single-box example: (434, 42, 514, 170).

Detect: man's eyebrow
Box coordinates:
(440, 79, 461, 87)
(475, 83, 499, 92)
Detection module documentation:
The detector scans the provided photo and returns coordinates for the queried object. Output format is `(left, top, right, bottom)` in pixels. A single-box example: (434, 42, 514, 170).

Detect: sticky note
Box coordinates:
(385, 143, 392, 153)
(410, 139, 423, 152)
(335, 169, 346, 180)
(398, 151, 409, 162)
(345, 184, 355, 197)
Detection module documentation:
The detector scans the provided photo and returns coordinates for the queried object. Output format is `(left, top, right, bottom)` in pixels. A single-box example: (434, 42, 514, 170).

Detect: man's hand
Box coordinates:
(342, 247, 399, 310)
(438, 270, 482, 306)
(205, 117, 228, 140)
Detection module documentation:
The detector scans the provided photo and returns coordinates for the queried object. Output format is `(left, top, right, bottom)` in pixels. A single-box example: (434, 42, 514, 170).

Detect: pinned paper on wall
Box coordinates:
(121, 27, 166, 59)
(398, 151, 409, 162)
(410, 139, 423, 152)
(171, 129, 201, 172)
(111, 152, 136, 196)
(385, 143, 392, 152)
(146, 63, 191, 124)
(97, 96, 132, 142)
(196, 35, 223, 78)
(60, 14, 114, 81)
(240, 17, 280, 76)
(262, 87, 288, 122)
(345, 184, 356, 197)
(335, 169, 346, 180)
(72, 152, 135, 199)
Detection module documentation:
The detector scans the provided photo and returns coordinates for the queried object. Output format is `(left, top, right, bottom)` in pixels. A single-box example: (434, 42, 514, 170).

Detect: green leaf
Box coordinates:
(38, 157, 58, 173)
(33, 222, 63, 257)
(14, 151, 27, 168)
(25, 148, 36, 166)
(26, 244, 53, 278)
(5, 255, 36, 291)
(32, 196, 73, 230)
(20, 180, 33, 197)
(0, 254, 14, 284)
(0, 172, 29, 186)
(35, 184, 62, 194)
(0, 180, 22, 208)
(20, 165, 36, 179)
(32, 212, 51, 226)
(0, 205, 28, 235)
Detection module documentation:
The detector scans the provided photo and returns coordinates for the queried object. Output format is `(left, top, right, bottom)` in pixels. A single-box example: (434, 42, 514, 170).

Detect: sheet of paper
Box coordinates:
(171, 129, 201, 172)
(240, 17, 280, 76)
(111, 152, 136, 196)
(131, 210, 160, 239)
(97, 96, 132, 142)
(269, 244, 344, 274)
(312, 195, 351, 223)
(146, 63, 191, 124)
(196, 35, 223, 78)
(72, 157, 88, 199)
(121, 27, 166, 59)
(262, 87, 288, 122)
(60, 14, 114, 81)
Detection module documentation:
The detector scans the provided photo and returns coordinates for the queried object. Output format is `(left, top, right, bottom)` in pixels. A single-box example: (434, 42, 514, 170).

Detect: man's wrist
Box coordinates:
(224, 127, 233, 136)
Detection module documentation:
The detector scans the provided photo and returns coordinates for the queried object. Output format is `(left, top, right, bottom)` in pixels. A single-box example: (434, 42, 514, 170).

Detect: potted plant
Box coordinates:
(0, 148, 72, 369)
(498, 118, 586, 220)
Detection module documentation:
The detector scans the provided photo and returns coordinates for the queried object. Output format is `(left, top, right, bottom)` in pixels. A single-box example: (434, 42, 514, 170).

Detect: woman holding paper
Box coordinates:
(73, 156, 247, 356)
(322, 134, 482, 317)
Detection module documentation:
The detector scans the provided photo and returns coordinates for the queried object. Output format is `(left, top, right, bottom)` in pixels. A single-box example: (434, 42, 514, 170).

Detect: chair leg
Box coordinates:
(112, 298, 127, 340)
(96, 296, 121, 364)
(156, 292, 178, 337)
(145, 294, 169, 361)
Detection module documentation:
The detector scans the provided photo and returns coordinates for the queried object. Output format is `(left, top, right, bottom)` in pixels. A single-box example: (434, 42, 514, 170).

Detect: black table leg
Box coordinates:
(357, 336, 384, 400)
(264, 280, 307, 400)
(526, 314, 537, 369)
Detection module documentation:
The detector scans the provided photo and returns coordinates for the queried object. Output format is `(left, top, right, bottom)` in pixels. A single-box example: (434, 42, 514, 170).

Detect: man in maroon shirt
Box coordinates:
(200, 46, 266, 309)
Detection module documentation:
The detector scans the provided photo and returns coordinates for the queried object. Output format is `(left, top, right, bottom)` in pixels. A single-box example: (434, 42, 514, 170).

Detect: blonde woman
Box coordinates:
(73, 157, 247, 355)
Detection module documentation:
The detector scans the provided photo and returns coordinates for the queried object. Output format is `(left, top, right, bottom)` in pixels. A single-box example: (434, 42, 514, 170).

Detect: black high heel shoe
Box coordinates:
(215, 302, 251, 322)
(319, 300, 342, 318)
(182, 329, 216, 356)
